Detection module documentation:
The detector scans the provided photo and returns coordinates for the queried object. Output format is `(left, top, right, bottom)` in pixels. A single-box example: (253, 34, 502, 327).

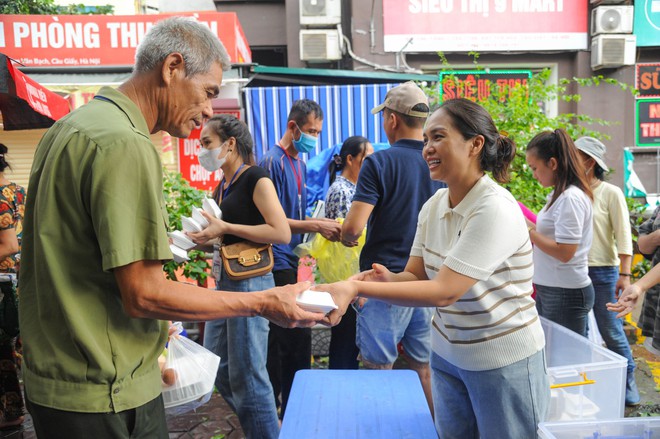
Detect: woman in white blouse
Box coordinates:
(322, 99, 548, 438)
(525, 129, 594, 337)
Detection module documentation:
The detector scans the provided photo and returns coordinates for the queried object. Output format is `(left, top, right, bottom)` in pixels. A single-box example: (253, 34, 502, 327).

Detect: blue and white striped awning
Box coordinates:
(244, 83, 398, 163)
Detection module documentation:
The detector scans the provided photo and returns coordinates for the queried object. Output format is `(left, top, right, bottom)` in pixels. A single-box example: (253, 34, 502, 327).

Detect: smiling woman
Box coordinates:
(321, 98, 549, 438)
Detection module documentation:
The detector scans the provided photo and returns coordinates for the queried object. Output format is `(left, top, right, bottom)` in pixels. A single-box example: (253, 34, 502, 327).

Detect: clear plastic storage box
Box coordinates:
(538, 418, 660, 439)
(542, 317, 627, 422)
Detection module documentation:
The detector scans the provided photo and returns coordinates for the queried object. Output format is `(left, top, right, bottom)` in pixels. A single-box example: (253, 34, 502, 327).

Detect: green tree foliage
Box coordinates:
(0, 0, 113, 14)
(422, 61, 636, 212)
(162, 169, 211, 284)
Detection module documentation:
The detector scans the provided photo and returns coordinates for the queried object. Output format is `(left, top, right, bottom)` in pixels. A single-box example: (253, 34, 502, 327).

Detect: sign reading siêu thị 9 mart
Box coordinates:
(383, 0, 587, 53)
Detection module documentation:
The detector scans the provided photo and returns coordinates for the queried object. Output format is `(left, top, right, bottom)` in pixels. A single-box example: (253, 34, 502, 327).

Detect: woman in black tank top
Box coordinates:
(188, 115, 289, 439)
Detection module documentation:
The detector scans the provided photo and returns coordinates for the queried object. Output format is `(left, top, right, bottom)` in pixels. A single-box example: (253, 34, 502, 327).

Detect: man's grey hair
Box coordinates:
(134, 16, 231, 76)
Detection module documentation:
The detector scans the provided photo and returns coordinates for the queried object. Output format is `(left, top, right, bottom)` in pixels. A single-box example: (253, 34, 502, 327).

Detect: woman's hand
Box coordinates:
(187, 211, 227, 244)
(350, 263, 392, 283)
(607, 284, 643, 318)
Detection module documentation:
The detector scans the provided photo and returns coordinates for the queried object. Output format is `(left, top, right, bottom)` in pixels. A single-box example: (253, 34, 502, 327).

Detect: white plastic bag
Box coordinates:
(161, 322, 220, 416)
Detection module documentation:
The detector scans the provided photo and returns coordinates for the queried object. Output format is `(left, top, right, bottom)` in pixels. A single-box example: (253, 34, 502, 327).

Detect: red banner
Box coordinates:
(383, 0, 587, 52)
(8, 58, 70, 120)
(0, 12, 251, 68)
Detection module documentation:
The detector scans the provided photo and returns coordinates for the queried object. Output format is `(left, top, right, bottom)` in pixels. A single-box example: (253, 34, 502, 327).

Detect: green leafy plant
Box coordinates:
(0, 0, 113, 14)
(627, 197, 652, 281)
(162, 169, 211, 284)
(422, 59, 637, 213)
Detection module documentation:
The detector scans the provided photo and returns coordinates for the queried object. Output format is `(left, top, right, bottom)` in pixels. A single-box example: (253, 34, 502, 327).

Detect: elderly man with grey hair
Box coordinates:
(18, 16, 325, 438)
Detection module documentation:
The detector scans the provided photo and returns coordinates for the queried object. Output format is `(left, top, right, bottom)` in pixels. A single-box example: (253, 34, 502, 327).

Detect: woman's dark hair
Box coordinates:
(594, 164, 606, 181)
(0, 144, 11, 173)
(204, 114, 254, 166)
(328, 136, 370, 185)
(438, 98, 515, 183)
(526, 129, 593, 208)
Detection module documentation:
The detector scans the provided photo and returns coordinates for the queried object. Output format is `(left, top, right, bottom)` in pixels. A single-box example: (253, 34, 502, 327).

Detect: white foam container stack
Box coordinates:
(538, 418, 660, 439)
(542, 317, 627, 422)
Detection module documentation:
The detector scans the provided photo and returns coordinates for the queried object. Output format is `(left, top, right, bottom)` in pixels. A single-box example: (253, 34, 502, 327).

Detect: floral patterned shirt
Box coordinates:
(0, 183, 26, 273)
(325, 175, 355, 220)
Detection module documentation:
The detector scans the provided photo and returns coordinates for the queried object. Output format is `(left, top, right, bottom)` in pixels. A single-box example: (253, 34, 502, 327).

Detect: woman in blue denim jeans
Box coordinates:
(188, 115, 291, 439)
(322, 99, 550, 439)
(526, 130, 595, 337)
(574, 136, 640, 406)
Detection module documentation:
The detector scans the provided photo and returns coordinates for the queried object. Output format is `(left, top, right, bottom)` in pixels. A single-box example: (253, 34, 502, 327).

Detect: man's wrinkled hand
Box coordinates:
(260, 281, 325, 328)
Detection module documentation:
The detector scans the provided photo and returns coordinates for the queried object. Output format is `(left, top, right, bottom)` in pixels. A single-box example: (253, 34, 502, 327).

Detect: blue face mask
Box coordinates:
(292, 123, 318, 153)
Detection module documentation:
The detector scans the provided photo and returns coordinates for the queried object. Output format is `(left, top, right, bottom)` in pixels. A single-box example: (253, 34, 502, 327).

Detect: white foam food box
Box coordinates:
(191, 207, 210, 229)
(296, 290, 338, 314)
(181, 216, 204, 233)
(202, 197, 222, 219)
(168, 231, 196, 251)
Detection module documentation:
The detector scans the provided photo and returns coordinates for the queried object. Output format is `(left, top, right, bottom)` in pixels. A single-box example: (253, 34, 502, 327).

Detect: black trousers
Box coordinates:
(266, 268, 311, 418)
(26, 394, 168, 439)
(329, 304, 359, 370)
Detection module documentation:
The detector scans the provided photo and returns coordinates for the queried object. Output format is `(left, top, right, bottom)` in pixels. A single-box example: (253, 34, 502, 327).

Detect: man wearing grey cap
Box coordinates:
(341, 81, 445, 413)
(575, 136, 640, 406)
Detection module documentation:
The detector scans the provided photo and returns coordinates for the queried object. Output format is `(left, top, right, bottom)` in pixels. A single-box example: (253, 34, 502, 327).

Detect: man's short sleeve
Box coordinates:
(90, 141, 171, 271)
(639, 205, 660, 236)
(352, 155, 380, 206)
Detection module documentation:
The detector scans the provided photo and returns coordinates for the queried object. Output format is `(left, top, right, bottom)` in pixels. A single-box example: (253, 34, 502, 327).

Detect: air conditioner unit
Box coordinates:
(591, 6, 634, 35)
(300, 29, 342, 61)
(591, 34, 636, 70)
(299, 0, 341, 26)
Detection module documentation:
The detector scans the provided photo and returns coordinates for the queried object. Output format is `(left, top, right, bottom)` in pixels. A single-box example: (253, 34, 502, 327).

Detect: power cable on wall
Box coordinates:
(340, 33, 423, 75)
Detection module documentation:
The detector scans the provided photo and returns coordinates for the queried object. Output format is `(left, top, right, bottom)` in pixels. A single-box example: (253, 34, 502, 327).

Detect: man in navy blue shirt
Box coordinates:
(259, 99, 342, 418)
(342, 82, 445, 415)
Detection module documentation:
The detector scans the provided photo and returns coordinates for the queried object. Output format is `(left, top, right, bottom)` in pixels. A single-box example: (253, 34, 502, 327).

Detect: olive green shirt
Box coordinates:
(19, 87, 172, 413)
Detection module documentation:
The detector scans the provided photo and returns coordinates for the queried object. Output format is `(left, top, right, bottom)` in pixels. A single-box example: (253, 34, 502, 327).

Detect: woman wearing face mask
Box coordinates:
(525, 129, 594, 337)
(189, 114, 290, 439)
(324, 136, 374, 370)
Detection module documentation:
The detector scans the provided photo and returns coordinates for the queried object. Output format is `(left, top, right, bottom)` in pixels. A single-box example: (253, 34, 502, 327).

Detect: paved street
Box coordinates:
(4, 318, 660, 438)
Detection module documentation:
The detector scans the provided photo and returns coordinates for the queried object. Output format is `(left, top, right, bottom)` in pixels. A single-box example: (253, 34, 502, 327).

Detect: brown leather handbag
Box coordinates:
(220, 241, 274, 280)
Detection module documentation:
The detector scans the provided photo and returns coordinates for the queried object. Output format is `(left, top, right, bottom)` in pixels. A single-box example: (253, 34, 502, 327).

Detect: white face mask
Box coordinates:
(197, 141, 229, 172)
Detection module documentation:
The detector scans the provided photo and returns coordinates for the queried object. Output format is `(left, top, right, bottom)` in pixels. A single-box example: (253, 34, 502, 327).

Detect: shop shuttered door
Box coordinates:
(1, 129, 46, 189)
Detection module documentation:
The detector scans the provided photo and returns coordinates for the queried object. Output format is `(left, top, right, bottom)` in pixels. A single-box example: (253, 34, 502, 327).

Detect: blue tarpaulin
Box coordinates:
(243, 83, 398, 211)
(305, 142, 390, 212)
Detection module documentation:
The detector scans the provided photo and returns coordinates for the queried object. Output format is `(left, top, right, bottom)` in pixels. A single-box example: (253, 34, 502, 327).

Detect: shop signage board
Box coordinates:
(0, 12, 252, 67)
(634, 0, 660, 47)
(0, 54, 70, 130)
(383, 0, 587, 52)
(177, 110, 241, 192)
(637, 64, 660, 99)
(636, 99, 660, 147)
(438, 69, 532, 102)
